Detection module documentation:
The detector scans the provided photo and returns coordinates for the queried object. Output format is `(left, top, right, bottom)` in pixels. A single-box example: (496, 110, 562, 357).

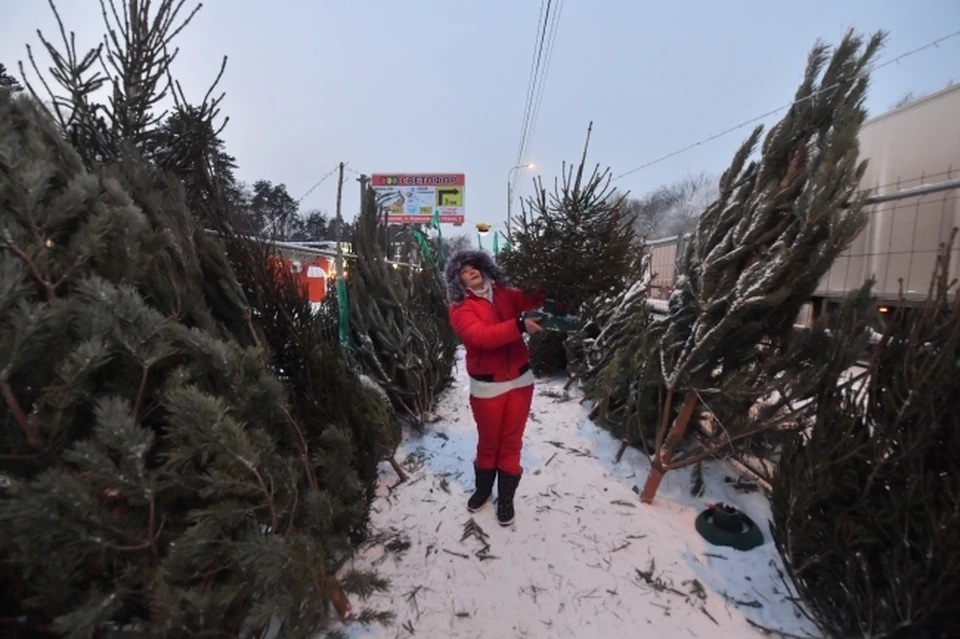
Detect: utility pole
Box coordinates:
(506, 180, 513, 238)
(334, 162, 345, 279)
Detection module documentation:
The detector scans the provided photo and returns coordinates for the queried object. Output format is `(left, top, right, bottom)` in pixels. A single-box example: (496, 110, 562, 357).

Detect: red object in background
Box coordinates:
(266, 255, 330, 303)
(304, 261, 327, 302)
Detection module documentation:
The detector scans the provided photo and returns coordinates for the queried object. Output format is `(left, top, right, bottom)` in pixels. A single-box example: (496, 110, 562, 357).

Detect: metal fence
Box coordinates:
(820, 179, 960, 304)
(647, 234, 683, 299)
(645, 176, 960, 307)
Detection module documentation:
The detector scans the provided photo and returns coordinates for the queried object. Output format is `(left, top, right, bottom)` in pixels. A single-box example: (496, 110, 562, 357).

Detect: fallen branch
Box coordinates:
(404, 585, 423, 620)
(700, 606, 719, 625)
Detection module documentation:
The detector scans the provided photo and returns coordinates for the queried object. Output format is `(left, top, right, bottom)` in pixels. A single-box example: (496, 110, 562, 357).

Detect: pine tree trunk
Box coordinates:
(388, 455, 408, 482)
(640, 390, 698, 504)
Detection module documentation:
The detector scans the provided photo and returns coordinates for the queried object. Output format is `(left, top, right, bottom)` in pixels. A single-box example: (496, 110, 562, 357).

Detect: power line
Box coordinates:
(513, 1, 549, 177)
(513, 3, 548, 174)
(613, 29, 960, 183)
(514, 0, 563, 197)
(296, 164, 344, 204)
(514, 0, 556, 192)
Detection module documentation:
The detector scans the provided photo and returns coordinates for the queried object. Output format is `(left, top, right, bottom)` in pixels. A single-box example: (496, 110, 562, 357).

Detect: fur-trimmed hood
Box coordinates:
(444, 249, 509, 304)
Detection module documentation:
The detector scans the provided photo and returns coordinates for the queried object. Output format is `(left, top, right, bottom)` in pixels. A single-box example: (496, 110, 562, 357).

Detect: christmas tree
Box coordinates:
(402, 230, 459, 389)
(565, 245, 663, 457)
(634, 29, 888, 503)
(555, 30, 884, 502)
(0, 87, 393, 638)
(499, 122, 638, 373)
(342, 188, 457, 428)
(770, 231, 960, 638)
(1, 0, 400, 634)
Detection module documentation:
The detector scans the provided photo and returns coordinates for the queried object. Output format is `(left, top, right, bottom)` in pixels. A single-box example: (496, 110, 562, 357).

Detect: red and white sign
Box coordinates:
(372, 173, 466, 225)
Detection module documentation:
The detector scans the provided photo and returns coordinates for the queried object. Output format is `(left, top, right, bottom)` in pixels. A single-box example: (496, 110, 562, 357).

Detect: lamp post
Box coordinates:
(506, 163, 534, 239)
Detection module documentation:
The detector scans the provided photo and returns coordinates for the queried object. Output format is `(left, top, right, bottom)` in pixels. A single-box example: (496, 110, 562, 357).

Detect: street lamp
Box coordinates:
(506, 162, 535, 238)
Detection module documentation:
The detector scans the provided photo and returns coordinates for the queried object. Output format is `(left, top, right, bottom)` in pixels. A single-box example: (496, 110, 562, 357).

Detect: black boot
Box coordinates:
(496, 470, 522, 526)
(467, 465, 497, 512)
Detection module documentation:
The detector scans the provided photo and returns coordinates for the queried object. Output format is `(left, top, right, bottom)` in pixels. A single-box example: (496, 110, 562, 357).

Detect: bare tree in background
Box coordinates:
(888, 79, 956, 111)
(0, 63, 23, 91)
(443, 233, 473, 255)
(620, 172, 718, 240)
(18, 0, 226, 167)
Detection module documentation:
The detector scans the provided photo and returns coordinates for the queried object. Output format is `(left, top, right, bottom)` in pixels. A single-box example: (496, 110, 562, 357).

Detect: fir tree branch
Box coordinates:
(133, 363, 150, 417)
(195, 156, 264, 352)
(282, 406, 317, 491)
(2, 242, 56, 301)
(0, 378, 45, 450)
(51, 253, 89, 294)
(147, 496, 160, 562)
(104, 523, 163, 553)
(242, 460, 278, 534)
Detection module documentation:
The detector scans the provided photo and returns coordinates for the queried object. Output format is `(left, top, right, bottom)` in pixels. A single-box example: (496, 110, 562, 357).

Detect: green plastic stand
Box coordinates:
(694, 502, 764, 552)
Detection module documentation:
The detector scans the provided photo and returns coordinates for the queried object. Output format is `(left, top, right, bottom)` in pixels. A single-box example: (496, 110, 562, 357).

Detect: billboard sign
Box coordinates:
(371, 173, 465, 225)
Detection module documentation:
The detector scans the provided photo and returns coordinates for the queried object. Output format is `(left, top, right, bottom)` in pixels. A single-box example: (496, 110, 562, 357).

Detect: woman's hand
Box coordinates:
(523, 317, 544, 334)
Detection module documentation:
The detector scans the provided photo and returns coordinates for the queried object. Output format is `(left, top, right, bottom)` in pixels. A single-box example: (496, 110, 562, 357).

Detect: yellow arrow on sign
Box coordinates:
(436, 187, 463, 207)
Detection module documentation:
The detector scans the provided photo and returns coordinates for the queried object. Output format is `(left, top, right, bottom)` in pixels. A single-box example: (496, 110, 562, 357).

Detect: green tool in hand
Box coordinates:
(526, 300, 583, 333)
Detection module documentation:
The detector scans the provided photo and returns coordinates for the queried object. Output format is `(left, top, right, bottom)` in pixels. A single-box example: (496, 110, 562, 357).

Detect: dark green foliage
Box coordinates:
(214, 230, 400, 516)
(343, 188, 456, 428)
(1, 2, 401, 635)
(404, 234, 458, 384)
(499, 122, 637, 374)
(0, 85, 390, 639)
(149, 105, 249, 231)
(566, 251, 664, 453)
(771, 232, 960, 639)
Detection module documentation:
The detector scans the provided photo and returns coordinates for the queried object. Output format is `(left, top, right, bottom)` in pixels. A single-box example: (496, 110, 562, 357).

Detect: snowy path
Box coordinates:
(338, 352, 818, 639)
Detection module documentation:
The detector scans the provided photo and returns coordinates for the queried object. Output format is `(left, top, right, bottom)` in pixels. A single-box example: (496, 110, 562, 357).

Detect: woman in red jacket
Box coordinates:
(444, 249, 544, 526)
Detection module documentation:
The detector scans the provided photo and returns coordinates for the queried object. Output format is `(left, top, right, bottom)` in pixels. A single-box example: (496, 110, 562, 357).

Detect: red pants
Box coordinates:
(470, 384, 534, 475)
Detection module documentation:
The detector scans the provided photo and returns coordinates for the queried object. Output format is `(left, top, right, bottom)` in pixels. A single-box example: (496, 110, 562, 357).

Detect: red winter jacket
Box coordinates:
(449, 285, 545, 382)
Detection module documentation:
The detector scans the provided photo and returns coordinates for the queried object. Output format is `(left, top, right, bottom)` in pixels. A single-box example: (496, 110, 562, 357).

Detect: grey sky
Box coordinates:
(3, 1, 959, 238)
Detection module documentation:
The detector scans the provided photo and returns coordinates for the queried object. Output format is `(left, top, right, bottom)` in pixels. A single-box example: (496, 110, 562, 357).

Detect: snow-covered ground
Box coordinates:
(335, 350, 819, 639)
